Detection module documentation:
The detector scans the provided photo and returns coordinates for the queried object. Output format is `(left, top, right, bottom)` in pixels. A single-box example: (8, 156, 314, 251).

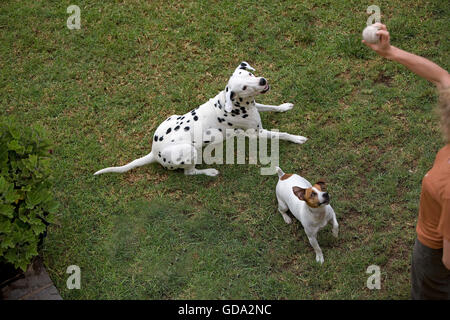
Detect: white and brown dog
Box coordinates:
(94, 62, 307, 177)
(275, 167, 339, 264)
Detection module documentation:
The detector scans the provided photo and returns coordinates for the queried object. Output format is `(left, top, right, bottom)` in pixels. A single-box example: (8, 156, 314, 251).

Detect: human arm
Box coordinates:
(443, 238, 450, 270)
(440, 198, 450, 270)
(362, 23, 450, 90)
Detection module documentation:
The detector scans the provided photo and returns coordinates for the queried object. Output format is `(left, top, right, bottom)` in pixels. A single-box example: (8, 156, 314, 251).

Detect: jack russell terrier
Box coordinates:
(275, 166, 339, 264)
(94, 62, 307, 177)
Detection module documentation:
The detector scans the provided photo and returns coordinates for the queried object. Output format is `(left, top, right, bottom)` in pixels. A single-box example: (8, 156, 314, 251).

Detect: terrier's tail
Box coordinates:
(94, 152, 156, 175)
(275, 166, 285, 179)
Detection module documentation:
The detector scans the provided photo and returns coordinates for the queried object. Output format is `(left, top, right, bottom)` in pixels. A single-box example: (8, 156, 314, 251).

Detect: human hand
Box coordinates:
(362, 23, 392, 57)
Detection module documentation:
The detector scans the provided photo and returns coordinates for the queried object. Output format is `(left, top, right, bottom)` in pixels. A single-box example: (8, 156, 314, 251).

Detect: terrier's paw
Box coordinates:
(282, 214, 292, 224)
(315, 253, 324, 264)
(292, 135, 308, 144)
(278, 103, 294, 112)
(205, 169, 219, 176)
(332, 226, 339, 238)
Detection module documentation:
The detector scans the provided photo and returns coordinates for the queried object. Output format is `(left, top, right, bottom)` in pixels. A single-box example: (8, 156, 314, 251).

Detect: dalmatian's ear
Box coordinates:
(225, 90, 235, 112)
(234, 61, 255, 74)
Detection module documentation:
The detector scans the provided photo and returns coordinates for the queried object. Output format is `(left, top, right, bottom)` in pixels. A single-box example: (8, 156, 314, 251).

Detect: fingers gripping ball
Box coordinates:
(362, 25, 380, 44)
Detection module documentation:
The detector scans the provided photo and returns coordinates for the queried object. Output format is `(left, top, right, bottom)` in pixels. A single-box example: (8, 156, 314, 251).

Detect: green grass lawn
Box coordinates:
(1, 0, 449, 299)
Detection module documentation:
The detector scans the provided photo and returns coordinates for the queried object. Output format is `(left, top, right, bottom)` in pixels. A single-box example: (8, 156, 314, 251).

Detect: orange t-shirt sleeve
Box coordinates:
(438, 198, 450, 241)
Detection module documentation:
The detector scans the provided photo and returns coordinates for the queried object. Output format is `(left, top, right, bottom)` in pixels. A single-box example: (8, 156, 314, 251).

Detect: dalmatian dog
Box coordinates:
(94, 62, 307, 177)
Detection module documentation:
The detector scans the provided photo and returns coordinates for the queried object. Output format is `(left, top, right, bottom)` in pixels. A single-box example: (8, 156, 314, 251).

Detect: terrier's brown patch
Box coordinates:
(280, 173, 293, 181)
(292, 186, 321, 208)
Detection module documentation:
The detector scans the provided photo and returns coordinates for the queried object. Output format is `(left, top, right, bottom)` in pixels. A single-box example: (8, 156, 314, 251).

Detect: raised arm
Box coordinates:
(363, 23, 450, 90)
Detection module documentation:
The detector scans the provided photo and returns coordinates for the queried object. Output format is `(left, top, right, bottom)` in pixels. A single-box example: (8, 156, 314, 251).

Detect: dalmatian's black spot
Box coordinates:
(240, 62, 247, 67)
(171, 139, 175, 142)
(240, 107, 246, 111)
(154, 135, 158, 142)
(166, 117, 171, 121)
(206, 130, 211, 135)
(226, 87, 228, 92)
(177, 116, 181, 120)
(234, 102, 240, 107)
(163, 158, 166, 162)
(246, 102, 249, 105)
(174, 125, 180, 131)
(204, 140, 210, 144)
(159, 136, 163, 141)
(184, 126, 190, 131)
(228, 122, 233, 126)
(181, 116, 185, 120)
(158, 152, 161, 157)
(217, 117, 225, 123)
(166, 128, 172, 134)
(242, 86, 247, 90)
(181, 161, 184, 165)
(239, 98, 242, 102)
(230, 91, 235, 100)
(194, 116, 198, 121)
(243, 114, 249, 118)
(187, 120, 190, 123)
(218, 128, 222, 132)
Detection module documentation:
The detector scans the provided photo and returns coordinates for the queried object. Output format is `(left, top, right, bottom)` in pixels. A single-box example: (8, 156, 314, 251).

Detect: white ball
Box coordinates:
(362, 25, 380, 44)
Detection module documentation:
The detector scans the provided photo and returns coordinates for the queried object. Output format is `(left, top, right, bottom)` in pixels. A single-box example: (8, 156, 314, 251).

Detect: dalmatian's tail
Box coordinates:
(94, 152, 156, 175)
(275, 166, 285, 179)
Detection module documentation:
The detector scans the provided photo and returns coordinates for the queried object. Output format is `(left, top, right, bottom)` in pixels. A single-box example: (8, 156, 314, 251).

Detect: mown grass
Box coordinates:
(1, 0, 449, 299)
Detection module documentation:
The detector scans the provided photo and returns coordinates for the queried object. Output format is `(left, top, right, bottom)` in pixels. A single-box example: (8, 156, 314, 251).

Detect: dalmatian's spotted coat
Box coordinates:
(94, 62, 307, 177)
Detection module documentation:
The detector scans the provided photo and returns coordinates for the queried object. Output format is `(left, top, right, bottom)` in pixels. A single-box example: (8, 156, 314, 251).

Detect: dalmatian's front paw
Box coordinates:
(278, 103, 294, 112)
(291, 135, 308, 144)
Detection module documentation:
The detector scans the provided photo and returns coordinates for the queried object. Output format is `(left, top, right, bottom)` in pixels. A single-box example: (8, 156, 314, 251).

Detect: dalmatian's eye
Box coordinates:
(242, 86, 247, 90)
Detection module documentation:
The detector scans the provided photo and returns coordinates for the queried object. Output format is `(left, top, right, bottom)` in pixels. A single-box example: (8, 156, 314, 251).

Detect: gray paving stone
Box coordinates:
(1, 257, 62, 300)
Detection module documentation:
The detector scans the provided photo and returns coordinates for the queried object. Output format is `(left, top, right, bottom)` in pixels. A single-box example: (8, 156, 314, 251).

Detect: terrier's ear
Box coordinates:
(315, 180, 327, 191)
(292, 186, 306, 201)
(225, 90, 235, 112)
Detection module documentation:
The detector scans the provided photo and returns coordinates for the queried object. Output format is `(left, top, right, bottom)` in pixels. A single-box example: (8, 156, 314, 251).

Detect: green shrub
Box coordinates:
(0, 117, 58, 271)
